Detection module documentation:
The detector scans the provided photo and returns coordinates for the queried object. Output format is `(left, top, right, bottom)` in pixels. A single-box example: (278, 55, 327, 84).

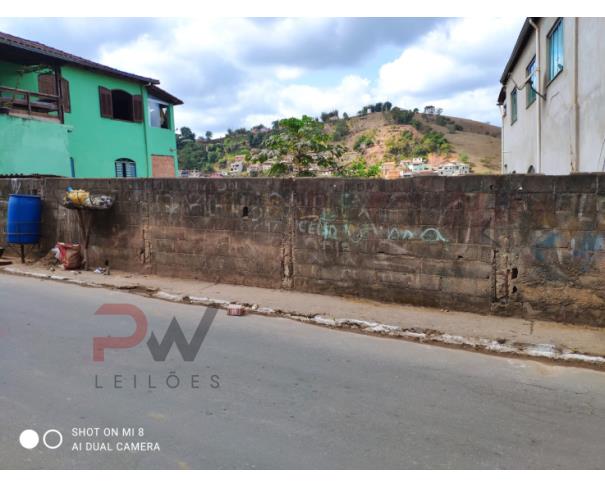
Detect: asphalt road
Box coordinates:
(1, 273, 605, 469)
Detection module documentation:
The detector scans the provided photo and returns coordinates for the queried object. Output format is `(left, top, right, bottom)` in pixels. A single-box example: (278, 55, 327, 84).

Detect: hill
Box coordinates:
(177, 108, 501, 175)
(330, 112, 501, 174)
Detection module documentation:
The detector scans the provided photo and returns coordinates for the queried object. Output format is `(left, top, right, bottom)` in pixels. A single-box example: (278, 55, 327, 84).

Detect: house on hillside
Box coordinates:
(229, 157, 244, 174)
(436, 162, 470, 176)
(0, 31, 182, 178)
(498, 18, 605, 174)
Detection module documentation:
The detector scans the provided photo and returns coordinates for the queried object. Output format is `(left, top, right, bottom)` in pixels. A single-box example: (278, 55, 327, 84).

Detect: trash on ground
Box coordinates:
(227, 304, 245, 316)
(54, 242, 83, 270)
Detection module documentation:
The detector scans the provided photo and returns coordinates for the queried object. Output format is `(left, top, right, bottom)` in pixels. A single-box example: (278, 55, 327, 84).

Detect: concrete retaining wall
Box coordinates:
(1, 175, 604, 326)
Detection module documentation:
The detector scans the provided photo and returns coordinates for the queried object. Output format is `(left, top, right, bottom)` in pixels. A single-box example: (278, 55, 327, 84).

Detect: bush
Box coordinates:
(385, 129, 451, 159)
(390, 107, 415, 125)
(332, 119, 350, 141)
(354, 133, 375, 151)
(337, 157, 381, 178)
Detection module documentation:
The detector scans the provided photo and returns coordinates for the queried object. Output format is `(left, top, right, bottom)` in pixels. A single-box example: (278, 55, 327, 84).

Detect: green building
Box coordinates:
(0, 31, 182, 178)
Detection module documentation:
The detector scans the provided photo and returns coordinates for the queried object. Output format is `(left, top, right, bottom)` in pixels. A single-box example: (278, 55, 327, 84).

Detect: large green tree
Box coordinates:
(255, 116, 345, 176)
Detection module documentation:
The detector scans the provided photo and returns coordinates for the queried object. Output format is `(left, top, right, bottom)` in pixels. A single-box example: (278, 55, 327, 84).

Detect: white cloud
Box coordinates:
(91, 17, 523, 135)
(377, 46, 483, 96)
(275, 66, 305, 81)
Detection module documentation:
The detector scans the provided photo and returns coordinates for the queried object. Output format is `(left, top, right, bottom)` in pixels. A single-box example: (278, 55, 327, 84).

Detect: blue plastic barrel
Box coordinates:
(6, 194, 42, 244)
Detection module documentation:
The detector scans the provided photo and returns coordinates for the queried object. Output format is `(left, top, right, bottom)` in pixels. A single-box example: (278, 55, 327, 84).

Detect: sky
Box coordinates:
(0, 17, 524, 137)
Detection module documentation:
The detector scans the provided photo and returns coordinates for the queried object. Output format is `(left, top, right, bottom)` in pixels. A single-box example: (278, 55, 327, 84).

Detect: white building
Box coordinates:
(229, 160, 243, 174)
(437, 163, 470, 176)
(407, 161, 430, 173)
(498, 17, 605, 175)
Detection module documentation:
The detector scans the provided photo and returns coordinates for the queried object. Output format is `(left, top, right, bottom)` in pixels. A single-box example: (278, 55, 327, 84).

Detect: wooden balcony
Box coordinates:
(0, 85, 62, 122)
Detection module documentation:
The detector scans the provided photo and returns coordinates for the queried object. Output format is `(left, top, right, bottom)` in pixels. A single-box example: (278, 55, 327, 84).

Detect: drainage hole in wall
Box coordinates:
(457, 255, 464, 259)
(512, 286, 518, 293)
(511, 267, 518, 279)
(242, 206, 249, 218)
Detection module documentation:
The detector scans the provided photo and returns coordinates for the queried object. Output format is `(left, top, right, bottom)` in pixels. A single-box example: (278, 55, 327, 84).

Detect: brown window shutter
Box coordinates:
(61, 78, 71, 113)
(132, 94, 143, 122)
(99, 86, 113, 118)
(38, 74, 56, 95)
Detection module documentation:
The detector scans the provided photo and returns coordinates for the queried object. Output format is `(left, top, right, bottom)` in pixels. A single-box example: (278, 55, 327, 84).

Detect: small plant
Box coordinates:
(332, 119, 350, 141)
(337, 157, 380, 178)
(354, 132, 375, 151)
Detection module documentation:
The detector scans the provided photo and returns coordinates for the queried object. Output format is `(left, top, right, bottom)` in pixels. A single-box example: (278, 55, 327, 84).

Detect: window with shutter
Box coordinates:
(61, 78, 71, 113)
(99, 86, 113, 118)
(38, 74, 56, 95)
(132, 95, 143, 122)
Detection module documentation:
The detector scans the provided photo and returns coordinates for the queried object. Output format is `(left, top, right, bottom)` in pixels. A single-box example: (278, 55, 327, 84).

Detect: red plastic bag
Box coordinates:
(55, 242, 82, 270)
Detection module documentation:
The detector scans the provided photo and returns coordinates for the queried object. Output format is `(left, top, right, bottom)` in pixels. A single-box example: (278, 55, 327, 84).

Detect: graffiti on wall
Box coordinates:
(531, 230, 604, 279)
(297, 208, 448, 244)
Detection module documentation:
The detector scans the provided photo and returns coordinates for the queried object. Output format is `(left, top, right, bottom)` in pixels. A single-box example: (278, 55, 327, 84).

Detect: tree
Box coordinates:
(332, 119, 350, 141)
(354, 132, 375, 151)
(383, 101, 392, 112)
(386, 130, 415, 158)
(385, 129, 451, 159)
(254, 115, 345, 174)
(177, 127, 195, 149)
(337, 156, 381, 178)
(390, 107, 415, 125)
(320, 110, 338, 122)
(205, 130, 213, 141)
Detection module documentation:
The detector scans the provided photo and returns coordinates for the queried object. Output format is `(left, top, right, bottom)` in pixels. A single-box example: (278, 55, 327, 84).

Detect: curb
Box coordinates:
(3, 266, 605, 369)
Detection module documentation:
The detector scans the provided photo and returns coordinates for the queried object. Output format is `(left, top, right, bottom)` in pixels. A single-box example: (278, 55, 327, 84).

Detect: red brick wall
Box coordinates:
(152, 155, 175, 177)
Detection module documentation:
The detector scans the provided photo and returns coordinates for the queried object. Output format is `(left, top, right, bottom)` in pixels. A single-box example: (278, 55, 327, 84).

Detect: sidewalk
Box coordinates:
(2, 261, 605, 368)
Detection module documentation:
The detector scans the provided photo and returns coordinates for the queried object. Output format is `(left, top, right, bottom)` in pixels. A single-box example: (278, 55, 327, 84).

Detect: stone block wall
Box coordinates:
(1, 174, 604, 327)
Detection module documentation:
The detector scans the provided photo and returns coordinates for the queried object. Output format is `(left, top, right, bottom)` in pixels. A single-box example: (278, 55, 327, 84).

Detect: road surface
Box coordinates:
(1, 273, 604, 469)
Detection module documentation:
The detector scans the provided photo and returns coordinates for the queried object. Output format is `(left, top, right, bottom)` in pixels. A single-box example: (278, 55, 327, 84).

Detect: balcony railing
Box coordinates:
(0, 85, 61, 120)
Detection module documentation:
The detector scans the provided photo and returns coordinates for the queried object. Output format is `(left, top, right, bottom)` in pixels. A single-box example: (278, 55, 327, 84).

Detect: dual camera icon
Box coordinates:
(19, 429, 63, 450)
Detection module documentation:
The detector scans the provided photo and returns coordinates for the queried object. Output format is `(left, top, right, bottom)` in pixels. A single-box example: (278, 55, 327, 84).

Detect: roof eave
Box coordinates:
(0, 33, 159, 85)
(499, 18, 540, 85)
(147, 85, 183, 106)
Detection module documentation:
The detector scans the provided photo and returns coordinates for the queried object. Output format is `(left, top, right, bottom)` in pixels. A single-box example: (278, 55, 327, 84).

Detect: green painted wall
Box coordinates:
(1, 60, 178, 178)
(0, 60, 39, 92)
(62, 66, 149, 177)
(0, 115, 71, 176)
